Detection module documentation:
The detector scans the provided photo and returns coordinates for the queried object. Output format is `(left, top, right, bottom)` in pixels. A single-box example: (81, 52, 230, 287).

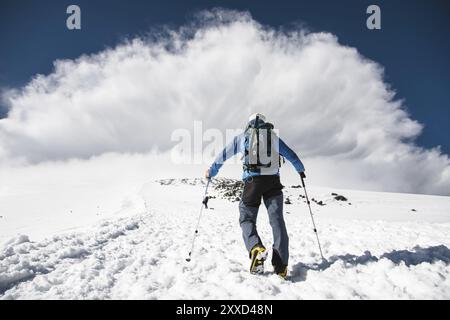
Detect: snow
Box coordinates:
(1, 174, 450, 299)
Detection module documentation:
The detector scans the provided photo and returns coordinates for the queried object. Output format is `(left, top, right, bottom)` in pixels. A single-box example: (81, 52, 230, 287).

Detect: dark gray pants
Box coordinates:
(238, 176, 289, 266)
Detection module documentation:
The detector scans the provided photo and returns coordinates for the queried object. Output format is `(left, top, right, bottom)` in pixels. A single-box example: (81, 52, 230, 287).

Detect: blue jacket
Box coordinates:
(208, 131, 305, 180)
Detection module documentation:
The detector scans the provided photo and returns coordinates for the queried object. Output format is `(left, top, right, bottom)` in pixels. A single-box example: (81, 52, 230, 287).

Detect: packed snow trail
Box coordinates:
(1, 179, 450, 299)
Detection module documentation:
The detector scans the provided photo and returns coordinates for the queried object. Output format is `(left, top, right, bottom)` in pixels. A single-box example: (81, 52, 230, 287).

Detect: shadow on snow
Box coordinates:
(290, 245, 450, 282)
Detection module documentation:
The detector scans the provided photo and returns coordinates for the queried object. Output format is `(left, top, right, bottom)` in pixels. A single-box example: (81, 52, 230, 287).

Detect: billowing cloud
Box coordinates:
(0, 9, 449, 195)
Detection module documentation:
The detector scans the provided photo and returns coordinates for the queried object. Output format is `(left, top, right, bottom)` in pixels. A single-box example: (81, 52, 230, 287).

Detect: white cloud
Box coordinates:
(0, 9, 449, 195)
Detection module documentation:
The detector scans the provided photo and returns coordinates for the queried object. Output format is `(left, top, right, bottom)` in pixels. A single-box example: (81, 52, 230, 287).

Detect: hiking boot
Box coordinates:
(250, 245, 267, 274)
(272, 249, 288, 279)
(274, 265, 288, 279)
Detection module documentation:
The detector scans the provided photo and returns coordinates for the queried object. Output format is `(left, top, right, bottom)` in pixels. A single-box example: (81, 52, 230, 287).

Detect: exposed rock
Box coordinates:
(334, 195, 348, 201)
(311, 198, 326, 206)
(159, 178, 175, 186)
(212, 178, 244, 202)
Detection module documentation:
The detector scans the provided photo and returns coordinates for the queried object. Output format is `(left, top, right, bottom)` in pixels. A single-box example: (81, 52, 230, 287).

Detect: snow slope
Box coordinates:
(1, 177, 450, 299)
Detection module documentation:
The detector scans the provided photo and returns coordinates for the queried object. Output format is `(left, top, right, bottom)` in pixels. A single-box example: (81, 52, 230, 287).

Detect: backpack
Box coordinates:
(243, 116, 281, 174)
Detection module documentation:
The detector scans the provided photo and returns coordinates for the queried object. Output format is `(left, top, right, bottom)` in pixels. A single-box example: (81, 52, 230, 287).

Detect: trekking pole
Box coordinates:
(301, 175, 326, 261)
(186, 178, 211, 262)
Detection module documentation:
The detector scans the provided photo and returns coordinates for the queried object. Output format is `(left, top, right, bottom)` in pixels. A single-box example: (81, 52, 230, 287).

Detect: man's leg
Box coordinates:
(239, 179, 264, 255)
(238, 201, 262, 254)
(263, 194, 289, 267)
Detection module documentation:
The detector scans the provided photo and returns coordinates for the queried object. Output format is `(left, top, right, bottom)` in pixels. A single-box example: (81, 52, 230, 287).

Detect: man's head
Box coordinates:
(248, 113, 266, 123)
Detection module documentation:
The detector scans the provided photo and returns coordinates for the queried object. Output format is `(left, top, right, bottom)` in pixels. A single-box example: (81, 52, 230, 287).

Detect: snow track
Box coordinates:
(1, 179, 450, 299)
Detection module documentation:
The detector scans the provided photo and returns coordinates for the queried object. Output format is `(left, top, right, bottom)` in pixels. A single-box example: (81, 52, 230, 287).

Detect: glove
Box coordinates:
(205, 169, 211, 179)
(299, 171, 306, 179)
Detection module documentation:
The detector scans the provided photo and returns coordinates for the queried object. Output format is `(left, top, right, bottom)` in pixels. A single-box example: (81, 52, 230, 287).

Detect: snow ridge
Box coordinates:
(1, 179, 449, 299)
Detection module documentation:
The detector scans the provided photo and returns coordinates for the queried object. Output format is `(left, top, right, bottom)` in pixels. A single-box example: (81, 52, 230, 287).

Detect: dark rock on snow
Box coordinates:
(212, 178, 244, 202)
(332, 193, 348, 201)
(311, 198, 325, 206)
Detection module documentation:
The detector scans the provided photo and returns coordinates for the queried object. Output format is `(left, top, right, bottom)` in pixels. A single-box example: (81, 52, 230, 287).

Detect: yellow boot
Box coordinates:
(275, 266, 288, 279)
(271, 249, 288, 279)
(250, 245, 267, 274)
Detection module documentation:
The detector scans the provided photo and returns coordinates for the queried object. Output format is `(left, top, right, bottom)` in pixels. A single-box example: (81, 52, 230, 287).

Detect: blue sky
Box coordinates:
(1, 0, 449, 153)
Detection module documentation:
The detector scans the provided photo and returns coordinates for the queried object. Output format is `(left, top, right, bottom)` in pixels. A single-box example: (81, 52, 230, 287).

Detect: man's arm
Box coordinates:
(278, 137, 305, 174)
(206, 134, 243, 178)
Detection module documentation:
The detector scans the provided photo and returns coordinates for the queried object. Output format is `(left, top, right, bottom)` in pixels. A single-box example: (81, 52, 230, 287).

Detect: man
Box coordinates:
(205, 113, 305, 278)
